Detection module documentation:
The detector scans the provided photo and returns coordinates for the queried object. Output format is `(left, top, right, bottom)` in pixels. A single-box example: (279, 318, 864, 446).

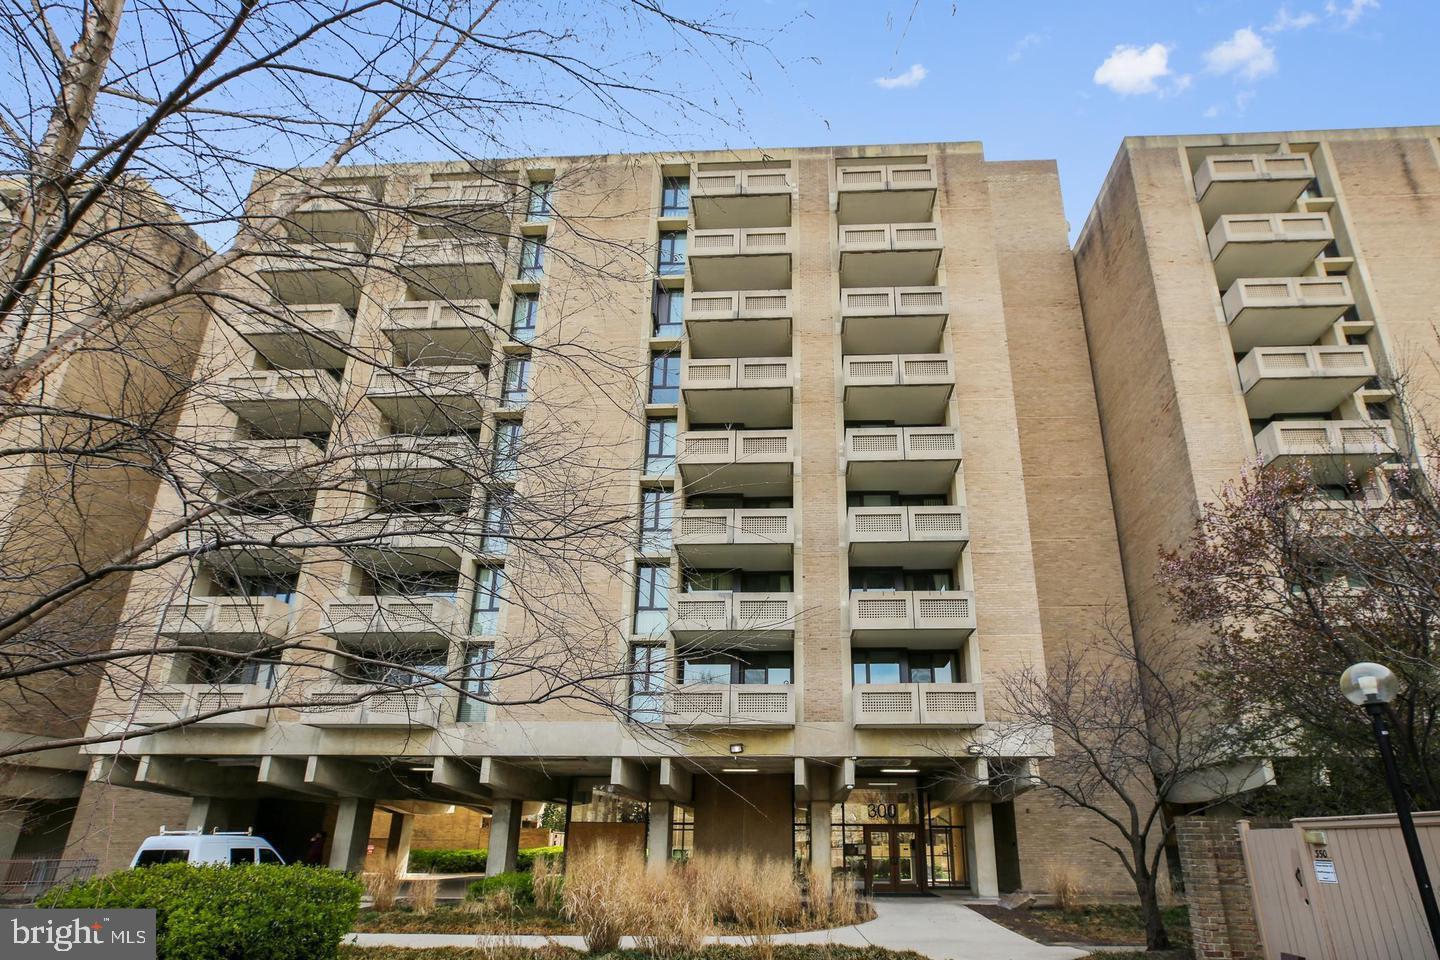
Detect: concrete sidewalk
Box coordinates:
(346, 896, 1090, 960)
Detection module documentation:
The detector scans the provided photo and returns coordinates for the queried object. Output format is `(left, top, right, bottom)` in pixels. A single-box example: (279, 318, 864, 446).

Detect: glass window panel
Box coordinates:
(658, 231, 686, 276)
(653, 288, 684, 337)
(634, 564, 670, 636)
(629, 644, 665, 723)
(510, 294, 539, 342)
(458, 644, 492, 721)
(527, 181, 554, 221)
(519, 238, 545, 280)
(502, 357, 531, 405)
(649, 352, 680, 404)
(661, 177, 690, 217)
(640, 489, 673, 551)
(470, 567, 503, 635)
(645, 418, 677, 475)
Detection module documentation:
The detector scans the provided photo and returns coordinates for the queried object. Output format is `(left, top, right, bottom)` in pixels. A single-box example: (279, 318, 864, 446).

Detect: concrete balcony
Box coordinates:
(1207, 213, 1333, 290)
(835, 164, 937, 225)
(842, 353, 954, 425)
(354, 434, 478, 492)
(688, 228, 792, 292)
(300, 684, 448, 728)
(1254, 420, 1397, 483)
(852, 682, 983, 728)
(252, 240, 365, 309)
(670, 592, 797, 641)
(1194, 153, 1314, 227)
(681, 356, 794, 429)
(234, 303, 353, 370)
(847, 506, 969, 566)
(845, 426, 961, 495)
(157, 597, 292, 642)
(342, 513, 472, 567)
(193, 513, 306, 568)
(1222, 276, 1355, 351)
(132, 683, 272, 729)
(683, 289, 792, 359)
(673, 508, 795, 569)
(664, 683, 795, 728)
(201, 438, 324, 494)
(1238, 346, 1375, 418)
(382, 300, 495, 366)
(219, 370, 338, 436)
(677, 429, 795, 496)
(840, 286, 948, 355)
(398, 237, 505, 302)
(320, 596, 465, 642)
(838, 223, 942, 288)
(849, 590, 977, 642)
(366, 366, 488, 431)
(692, 169, 794, 229)
(280, 184, 377, 246)
(409, 178, 512, 234)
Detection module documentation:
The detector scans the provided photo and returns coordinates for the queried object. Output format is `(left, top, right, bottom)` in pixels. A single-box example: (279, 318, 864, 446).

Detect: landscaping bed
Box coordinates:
(353, 904, 875, 936)
(342, 946, 927, 960)
(970, 902, 1191, 949)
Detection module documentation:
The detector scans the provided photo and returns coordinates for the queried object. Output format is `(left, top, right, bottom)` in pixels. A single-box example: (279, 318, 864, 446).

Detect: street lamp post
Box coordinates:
(1340, 662, 1440, 954)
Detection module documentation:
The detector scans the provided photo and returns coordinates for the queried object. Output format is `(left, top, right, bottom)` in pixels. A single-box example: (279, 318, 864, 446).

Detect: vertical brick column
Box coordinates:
(1175, 816, 1264, 960)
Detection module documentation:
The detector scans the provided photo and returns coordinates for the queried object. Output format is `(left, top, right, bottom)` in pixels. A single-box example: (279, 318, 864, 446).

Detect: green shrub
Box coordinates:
(39, 862, 361, 960)
(467, 871, 533, 905)
(409, 845, 563, 875)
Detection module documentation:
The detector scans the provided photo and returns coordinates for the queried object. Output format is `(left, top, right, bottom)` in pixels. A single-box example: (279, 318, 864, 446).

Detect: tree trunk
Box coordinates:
(1135, 864, 1172, 951)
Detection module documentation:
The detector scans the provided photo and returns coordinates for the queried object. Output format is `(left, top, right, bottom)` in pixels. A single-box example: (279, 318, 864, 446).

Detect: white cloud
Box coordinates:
(1325, 0, 1378, 28)
(1235, 90, 1257, 114)
(1204, 104, 1222, 118)
(1092, 43, 1173, 95)
(1265, 6, 1319, 32)
(1204, 28, 1278, 80)
(874, 64, 928, 90)
(1008, 33, 1046, 63)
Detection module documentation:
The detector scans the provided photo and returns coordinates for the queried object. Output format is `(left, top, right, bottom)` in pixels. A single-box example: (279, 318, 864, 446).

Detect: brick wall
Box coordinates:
(1175, 816, 1264, 960)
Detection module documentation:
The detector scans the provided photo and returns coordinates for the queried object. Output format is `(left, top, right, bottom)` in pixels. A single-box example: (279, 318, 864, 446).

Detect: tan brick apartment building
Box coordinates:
(11, 126, 1434, 896)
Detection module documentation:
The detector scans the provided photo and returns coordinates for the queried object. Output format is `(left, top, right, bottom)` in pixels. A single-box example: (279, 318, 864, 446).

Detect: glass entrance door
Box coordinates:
(863, 826, 923, 893)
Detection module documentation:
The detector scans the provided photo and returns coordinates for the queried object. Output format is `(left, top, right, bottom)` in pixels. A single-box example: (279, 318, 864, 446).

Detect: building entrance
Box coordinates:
(862, 824, 922, 893)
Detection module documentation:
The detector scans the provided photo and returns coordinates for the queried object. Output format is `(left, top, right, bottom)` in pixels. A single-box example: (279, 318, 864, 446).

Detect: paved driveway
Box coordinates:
(348, 896, 1089, 959)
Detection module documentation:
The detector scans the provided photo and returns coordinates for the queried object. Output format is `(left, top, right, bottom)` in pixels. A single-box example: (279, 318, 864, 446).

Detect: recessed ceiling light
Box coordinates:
(880, 768, 920, 774)
(721, 768, 758, 774)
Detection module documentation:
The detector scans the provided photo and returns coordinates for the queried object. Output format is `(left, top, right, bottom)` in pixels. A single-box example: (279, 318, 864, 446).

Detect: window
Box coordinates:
(492, 421, 523, 478)
(518, 238, 545, 280)
(634, 563, 670, 636)
(258, 849, 282, 864)
(458, 644, 493, 722)
(640, 488, 673, 552)
(683, 569, 792, 593)
(511, 294, 539, 342)
(526, 181, 554, 221)
(658, 231, 686, 276)
(135, 849, 189, 867)
(369, 569, 457, 599)
(186, 654, 279, 688)
(482, 496, 510, 555)
(229, 847, 257, 865)
(849, 568, 954, 592)
(661, 176, 690, 218)
(852, 649, 959, 684)
(908, 651, 958, 684)
(213, 572, 297, 604)
(652, 287, 684, 338)
(471, 567, 504, 635)
(679, 651, 792, 685)
(852, 650, 903, 685)
(649, 352, 680, 404)
(345, 646, 447, 686)
(502, 357, 532, 405)
(670, 804, 695, 862)
(1366, 402, 1391, 421)
(645, 418, 677, 475)
(629, 643, 665, 723)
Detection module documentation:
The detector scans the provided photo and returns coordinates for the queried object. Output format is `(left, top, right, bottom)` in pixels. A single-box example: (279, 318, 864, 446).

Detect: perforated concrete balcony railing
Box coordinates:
(849, 590, 977, 641)
(354, 434, 479, 486)
(852, 682, 983, 727)
(381, 300, 495, 365)
(842, 354, 954, 425)
(320, 596, 465, 642)
(691, 169, 795, 230)
(835, 164, 937, 225)
(1237, 345, 1375, 418)
(234, 303, 354, 370)
(252, 240, 366, 309)
(677, 429, 796, 496)
(1193, 153, 1315, 227)
(844, 426, 961, 495)
(192, 513, 307, 568)
(1254, 419, 1397, 483)
(838, 222, 943, 288)
(157, 597, 292, 641)
(681, 357, 794, 429)
(343, 513, 473, 567)
(839, 286, 948, 354)
(847, 506, 968, 566)
(673, 508, 795, 568)
(683, 289, 792, 359)
(1222, 276, 1355, 351)
(279, 183, 378, 246)
(365, 366, 489, 431)
(688, 228, 792, 291)
(398, 237, 506, 302)
(219, 370, 338, 436)
(299, 684, 448, 728)
(693, 169, 796, 197)
(664, 683, 795, 728)
(202, 438, 325, 494)
(670, 592, 797, 640)
(1207, 213, 1333, 290)
(409, 178, 512, 233)
(132, 683, 272, 729)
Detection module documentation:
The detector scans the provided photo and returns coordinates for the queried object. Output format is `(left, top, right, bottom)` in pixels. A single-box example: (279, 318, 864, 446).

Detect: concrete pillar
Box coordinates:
(967, 801, 999, 896)
(0, 806, 26, 860)
(329, 798, 376, 872)
(809, 801, 833, 880)
(385, 812, 414, 872)
(646, 799, 672, 870)
(184, 797, 253, 832)
(485, 799, 522, 877)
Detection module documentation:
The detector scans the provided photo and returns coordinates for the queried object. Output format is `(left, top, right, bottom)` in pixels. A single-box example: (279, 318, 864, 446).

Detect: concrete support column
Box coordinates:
(0, 805, 27, 860)
(809, 800, 833, 880)
(329, 798, 376, 872)
(967, 801, 999, 897)
(646, 799, 672, 870)
(485, 799, 523, 877)
(184, 797, 254, 833)
(385, 812, 414, 872)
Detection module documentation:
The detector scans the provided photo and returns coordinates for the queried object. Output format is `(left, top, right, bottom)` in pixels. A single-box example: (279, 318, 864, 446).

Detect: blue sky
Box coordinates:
(580, 0, 1439, 234)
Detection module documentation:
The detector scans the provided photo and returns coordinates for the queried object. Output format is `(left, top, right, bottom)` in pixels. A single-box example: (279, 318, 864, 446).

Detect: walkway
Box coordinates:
(346, 896, 1091, 959)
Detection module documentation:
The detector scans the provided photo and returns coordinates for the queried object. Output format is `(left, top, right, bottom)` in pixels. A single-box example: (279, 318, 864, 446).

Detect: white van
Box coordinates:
(130, 828, 285, 868)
